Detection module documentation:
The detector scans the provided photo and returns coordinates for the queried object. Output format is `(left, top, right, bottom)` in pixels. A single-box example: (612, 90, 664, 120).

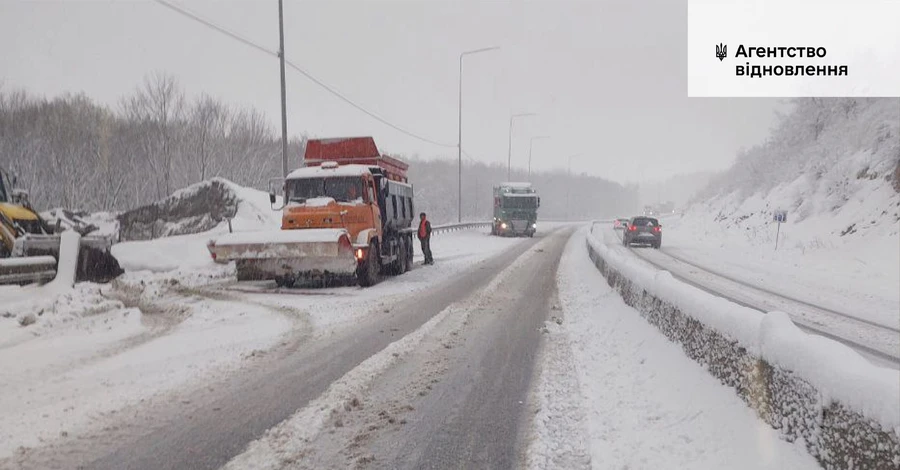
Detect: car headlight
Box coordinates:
(532, 223, 537, 228)
(501, 222, 508, 229)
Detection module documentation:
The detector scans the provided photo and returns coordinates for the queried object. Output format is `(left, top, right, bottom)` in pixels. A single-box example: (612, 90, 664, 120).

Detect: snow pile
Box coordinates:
(111, 178, 282, 274)
(117, 177, 282, 242)
(585, 225, 900, 468)
(41, 208, 120, 238)
(0, 232, 121, 340)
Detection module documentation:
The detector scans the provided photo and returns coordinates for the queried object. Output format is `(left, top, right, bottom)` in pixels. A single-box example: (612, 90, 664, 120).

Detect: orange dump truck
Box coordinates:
(207, 137, 415, 287)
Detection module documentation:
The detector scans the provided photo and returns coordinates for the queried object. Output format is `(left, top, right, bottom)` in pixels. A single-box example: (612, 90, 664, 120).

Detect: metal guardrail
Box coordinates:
(400, 222, 492, 236)
(431, 222, 492, 235)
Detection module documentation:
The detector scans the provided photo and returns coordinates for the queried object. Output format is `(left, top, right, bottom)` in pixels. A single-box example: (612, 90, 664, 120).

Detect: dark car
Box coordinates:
(623, 216, 662, 248)
(613, 218, 629, 230)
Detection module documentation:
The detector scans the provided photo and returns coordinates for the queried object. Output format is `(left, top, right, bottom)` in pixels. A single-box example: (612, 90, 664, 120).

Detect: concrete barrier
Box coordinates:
(584, 230, 900, 470)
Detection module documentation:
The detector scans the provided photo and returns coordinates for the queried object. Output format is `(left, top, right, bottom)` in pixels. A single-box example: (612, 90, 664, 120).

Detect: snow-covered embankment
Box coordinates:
(584, 224, 899, 469)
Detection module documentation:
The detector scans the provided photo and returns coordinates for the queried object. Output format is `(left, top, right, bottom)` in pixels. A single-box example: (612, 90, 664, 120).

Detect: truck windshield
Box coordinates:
(502, 196, 537, 209)
(286, 177, 364, 204)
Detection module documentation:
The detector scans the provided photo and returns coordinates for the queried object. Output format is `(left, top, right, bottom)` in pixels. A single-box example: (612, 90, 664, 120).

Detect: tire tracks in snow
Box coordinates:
(2, 278, 312, 470)
(226, 228, 580, 470)
(18, 228, 558, 470)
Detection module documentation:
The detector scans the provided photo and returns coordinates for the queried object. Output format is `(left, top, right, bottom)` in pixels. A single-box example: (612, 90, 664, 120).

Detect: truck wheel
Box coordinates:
(275, 275, 293, 288)
(394, 238, 408, 275)
(405, 236, 414, 272)
(357, 242, 380, 287)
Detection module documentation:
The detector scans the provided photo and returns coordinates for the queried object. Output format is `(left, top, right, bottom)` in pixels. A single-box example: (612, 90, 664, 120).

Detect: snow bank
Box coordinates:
(117, 178, 282, 241)
(585, 225, 900, 468)
(111, 179, 284, 275)
(673, 98, 900, 326)
(111, 232, 224, 273)
(527, 228, 819, 469)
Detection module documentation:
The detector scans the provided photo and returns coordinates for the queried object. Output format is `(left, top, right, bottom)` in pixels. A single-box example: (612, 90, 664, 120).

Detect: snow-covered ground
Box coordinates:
(527, 228, 822, 469)
(661, 200, 899, 330)
(664, 98, 900, 331)
(0, 177, 530, 461)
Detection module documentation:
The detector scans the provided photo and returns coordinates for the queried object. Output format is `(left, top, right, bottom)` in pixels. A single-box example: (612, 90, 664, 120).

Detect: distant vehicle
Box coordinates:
(623, 216, 662, 248)
(492, 182, 540, 237)
(613, 218, 629, 230)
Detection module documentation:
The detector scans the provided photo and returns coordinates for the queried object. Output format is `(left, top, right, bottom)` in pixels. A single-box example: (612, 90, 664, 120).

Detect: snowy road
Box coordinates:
(6, 223, 887, 469)
(241, 227, 574, 469)
(4, 227, 559, 470)
(598, 226, 900, 368)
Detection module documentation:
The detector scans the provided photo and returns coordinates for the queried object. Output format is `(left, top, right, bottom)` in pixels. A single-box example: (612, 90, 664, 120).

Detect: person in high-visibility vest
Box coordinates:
(417, 212, 433, 265)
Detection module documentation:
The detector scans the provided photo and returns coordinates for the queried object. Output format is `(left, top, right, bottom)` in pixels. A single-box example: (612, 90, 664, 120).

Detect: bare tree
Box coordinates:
(189, 94, 230, 182)
(121, 73, 185, 199)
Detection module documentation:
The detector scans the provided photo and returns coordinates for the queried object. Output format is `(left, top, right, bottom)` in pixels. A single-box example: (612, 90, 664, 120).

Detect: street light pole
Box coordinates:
(507, 112, 536, 181)
(566, 153, 581, 221)
(458, 46, 499, 223)
(527, 135, 550, 181)
(277, 0, 289, 180)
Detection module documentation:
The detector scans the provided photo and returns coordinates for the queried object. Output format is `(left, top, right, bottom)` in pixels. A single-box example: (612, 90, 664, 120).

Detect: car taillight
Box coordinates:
(629, 225, 636, 231)
(653, 226, 661, 232)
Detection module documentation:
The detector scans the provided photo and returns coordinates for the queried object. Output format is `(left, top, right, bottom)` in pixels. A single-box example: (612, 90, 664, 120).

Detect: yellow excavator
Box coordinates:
(0, 168, 122, 285)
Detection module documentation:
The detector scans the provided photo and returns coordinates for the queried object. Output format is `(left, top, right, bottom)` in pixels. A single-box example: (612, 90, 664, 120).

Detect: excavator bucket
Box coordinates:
(207, 229, 357, 284)
(0, 233, 123, 285)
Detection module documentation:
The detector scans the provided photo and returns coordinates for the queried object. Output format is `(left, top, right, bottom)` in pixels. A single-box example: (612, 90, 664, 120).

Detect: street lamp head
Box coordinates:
(462, 46, 500, 57)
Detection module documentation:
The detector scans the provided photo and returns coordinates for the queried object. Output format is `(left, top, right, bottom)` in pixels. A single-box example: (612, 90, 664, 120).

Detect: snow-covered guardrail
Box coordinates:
(401, 222, 492, 236)
(431, 222, 492, 235)
(584, 224, 900, 470)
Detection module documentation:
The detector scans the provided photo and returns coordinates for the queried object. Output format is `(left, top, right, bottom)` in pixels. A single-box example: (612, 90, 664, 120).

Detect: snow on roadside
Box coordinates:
(526, 228, 821, 469)
(589, 224, 900, 432)
(0, 290, 293, 460)
(661, 206, 900, 329)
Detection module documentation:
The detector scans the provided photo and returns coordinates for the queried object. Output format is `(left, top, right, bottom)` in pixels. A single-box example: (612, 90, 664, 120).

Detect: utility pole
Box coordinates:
(458, 46, 499, 223)
(566, 153, 581, 221)
(528, 135, 549, 181)
(507, 112, 535, 181)
(277, 0, 289, 179)
(458, 54, 463, 223)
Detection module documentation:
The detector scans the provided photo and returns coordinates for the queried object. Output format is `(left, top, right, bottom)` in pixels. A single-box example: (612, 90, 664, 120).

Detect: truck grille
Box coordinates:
(511, 220, 528, 231)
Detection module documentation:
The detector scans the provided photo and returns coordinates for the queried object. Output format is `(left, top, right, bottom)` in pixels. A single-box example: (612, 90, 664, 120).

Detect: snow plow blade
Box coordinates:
(1, 233, 123, 285)
(207, 229, 358, 283)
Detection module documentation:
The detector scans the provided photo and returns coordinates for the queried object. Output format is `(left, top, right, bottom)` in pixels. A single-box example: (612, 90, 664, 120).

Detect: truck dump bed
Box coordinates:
(304, 137, 408, 183)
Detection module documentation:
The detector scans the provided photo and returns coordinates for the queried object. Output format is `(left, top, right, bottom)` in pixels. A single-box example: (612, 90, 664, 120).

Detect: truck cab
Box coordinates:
(492, 182, 540, 237)
(211, 137, 415, 287)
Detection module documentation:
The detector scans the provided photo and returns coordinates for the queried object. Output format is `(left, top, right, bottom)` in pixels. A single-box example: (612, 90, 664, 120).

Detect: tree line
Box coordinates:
(0, 73, 304, 212)
(0, 73, 639, 221)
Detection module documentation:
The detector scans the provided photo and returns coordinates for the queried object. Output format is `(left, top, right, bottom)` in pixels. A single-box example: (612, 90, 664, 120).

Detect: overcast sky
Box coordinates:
(0, 0, 785, 183)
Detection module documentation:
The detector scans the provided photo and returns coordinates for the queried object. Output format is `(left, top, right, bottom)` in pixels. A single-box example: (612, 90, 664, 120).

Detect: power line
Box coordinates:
(155, 0, 276, 58)
(153, 0, 457, 148)
(282, 60, 456, 148)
